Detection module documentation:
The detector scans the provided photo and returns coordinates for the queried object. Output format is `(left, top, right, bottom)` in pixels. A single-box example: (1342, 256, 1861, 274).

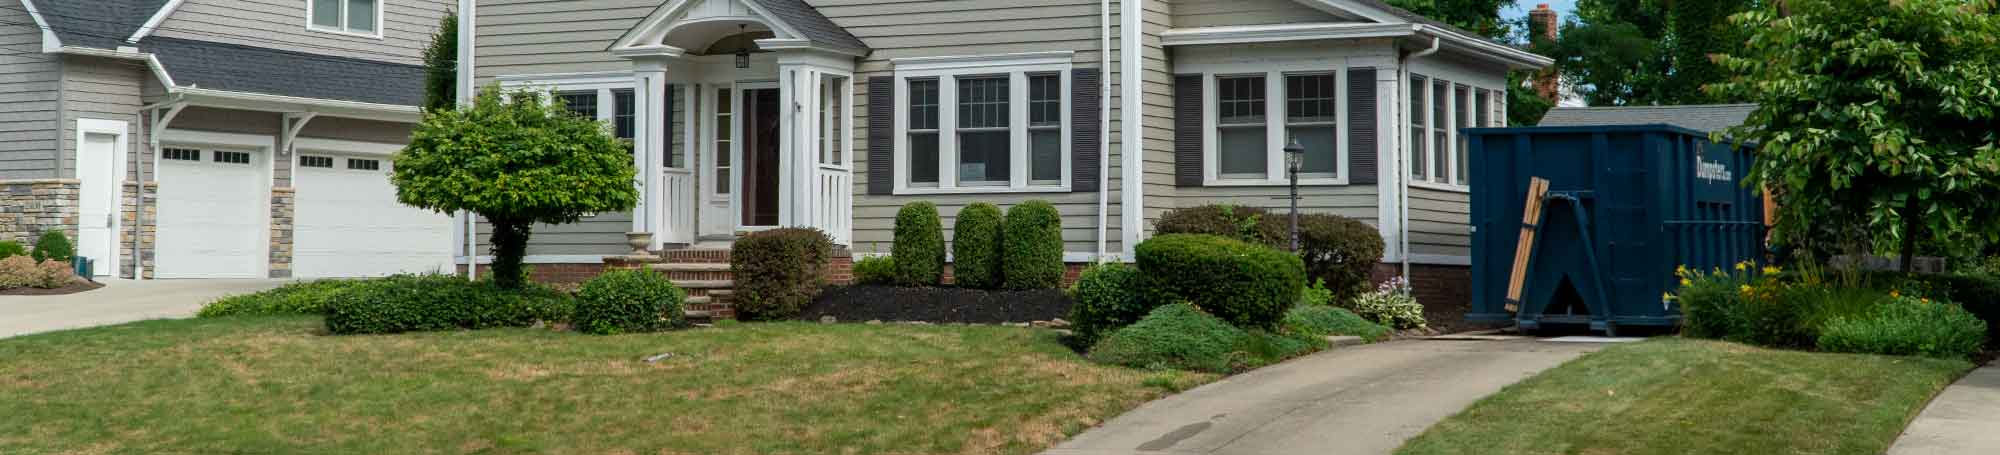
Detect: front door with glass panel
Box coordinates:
(739, 87, 781, 227)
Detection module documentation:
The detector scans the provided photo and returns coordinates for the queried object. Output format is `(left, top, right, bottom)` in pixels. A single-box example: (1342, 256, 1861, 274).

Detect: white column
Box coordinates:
(633, 58, 671, 242)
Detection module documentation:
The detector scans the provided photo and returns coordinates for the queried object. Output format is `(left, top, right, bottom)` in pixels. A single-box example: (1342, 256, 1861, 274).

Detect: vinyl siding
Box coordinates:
(1168, 0, 1349, 28)
(1140, 0, 1172, 236)
(299, 117, 413, 144)
(0, 2, 59, 180)
(1408, 186, 1468, 257)
(149, 0, 453, 65)
(474, 0, 664, 79)
(61, 56, 146, 181)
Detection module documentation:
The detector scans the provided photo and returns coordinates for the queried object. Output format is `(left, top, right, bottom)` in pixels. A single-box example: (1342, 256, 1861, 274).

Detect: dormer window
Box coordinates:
(310, 0, 379, 36)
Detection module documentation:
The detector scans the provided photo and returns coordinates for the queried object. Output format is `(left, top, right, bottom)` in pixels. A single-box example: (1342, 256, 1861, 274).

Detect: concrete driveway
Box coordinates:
(1043, 338, 1603, 455)
(0, 279, 288, 338)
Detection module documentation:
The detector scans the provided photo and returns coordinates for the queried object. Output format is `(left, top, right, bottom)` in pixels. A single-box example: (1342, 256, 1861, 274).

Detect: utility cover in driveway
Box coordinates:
(293, 154, 452, 278)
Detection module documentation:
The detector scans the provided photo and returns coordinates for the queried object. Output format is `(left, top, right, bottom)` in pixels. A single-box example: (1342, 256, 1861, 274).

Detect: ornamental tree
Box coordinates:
(394, 87, 638, 288)
(1709, 0, 2000, 269)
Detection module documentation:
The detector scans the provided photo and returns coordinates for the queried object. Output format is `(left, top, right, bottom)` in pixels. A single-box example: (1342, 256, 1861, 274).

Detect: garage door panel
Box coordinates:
(294, 155, 452, 278)
(155, 148, 266, 279)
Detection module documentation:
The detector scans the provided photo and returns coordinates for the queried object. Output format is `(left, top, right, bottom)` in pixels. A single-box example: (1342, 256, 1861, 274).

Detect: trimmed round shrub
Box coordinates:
(1279, 214, 1384, 301)
(31, 230, 73, 263)
(0, 241, 25, 260)
(1003, 200, 1064, 290)
(0, 255, 71, 290)
(324, 274, 573, 335)
(731, 227, 833, 321)
(951, 203, 1005, 289)
(892, 202, 945, 286)
(852, 255, 897, 286)
(198, 279, 363, 317)
(1154, 204, 1279, 244)
(574, 269, 686, 335)
(1136, 234, 1305, 330)
(1818, 297, 1988, 360)
(1088, 304, 1248, 373)
(1067, 263, 1155, 348)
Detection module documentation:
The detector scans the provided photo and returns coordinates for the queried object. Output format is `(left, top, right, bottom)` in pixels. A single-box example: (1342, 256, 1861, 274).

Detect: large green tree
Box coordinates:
(1709, 0, 2000, 270)
(394, 88, 639, 288)
(421, 12, 457, 112)
(1548, 0, 1757, 106)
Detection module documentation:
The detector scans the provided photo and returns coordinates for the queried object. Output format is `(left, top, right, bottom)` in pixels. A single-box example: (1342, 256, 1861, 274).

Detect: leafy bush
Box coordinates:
(1066, 263, 1155, 348)
(730, 227, 832, 321)
(1088, 304, 1248, 373)
(1136, 234, 1305, 330)
(1283, 305, 1393, 341)
(0, 241, 24, 260)
(574, 269, 685, 335)
(892, 202, 945, 286)
(1818, 297, 1988, 360)
(951, 203, 1004, 289)
(1284, 214, 1384, 301)
(198, 280, 362, 317)
(1003, 200, 1065, 290)
(1855, 271, 2000, 348)
(1300, 279, 1334, 307)
(324, 274, 573, 335)
(1679, 264, 1881, 348)
(852, 255, 897, 285)
(1154, 204, 1279, 244)
(1345, 276, 1427, 329)
(31, 231, 73, 263)
(0, 256, 71, 290)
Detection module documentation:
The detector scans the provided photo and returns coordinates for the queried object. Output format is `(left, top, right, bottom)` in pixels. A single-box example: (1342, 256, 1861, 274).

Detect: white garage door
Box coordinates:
(155, 147, 267, 279)
(293, 154, 452, 278)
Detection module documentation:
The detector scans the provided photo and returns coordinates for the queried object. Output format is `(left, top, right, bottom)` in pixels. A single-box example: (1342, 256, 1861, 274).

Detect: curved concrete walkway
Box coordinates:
(1888, 361, 2000, 455)
(0, 279, 287, 338)
(1043, 338, 1601, 455)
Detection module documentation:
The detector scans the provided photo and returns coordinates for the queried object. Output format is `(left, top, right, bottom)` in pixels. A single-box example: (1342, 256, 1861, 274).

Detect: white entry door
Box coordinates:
(293, 154, 452, 277)
(76, 127, 122, 276)
(155, 147, 266, 278)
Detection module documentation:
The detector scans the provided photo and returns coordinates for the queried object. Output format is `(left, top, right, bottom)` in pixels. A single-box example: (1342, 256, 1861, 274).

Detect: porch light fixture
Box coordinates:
(1284, 138, 1305, 252)
(734, 24, 751, 69)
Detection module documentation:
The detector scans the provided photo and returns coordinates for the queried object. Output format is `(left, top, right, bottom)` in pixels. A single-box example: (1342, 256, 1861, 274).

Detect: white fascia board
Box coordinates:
(176, 88, 421, 123)
(126, 0, 187, 43)
(18, 0, 60, 51)
(1416, 25, 1554, 70)
(1160, 23, 1412, 46)
(890, 51, 1075, 72)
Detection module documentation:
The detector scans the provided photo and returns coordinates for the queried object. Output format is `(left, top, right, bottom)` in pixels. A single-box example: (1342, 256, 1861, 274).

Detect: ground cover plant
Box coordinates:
(0, 317, 1215, 454)
(1395, 338, 1972, 455)
(196, 279, 366, 317)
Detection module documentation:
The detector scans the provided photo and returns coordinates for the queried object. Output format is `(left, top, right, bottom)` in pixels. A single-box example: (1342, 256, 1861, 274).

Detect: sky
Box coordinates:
(1503, 0, 1578, 22)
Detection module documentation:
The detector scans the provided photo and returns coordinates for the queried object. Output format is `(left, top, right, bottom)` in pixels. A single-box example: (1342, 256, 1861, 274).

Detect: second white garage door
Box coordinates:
(293, 154, 452, 278)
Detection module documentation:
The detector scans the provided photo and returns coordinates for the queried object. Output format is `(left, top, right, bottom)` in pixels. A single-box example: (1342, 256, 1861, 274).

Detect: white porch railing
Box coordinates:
(661, 168, 696, 244)
(812, 165, 852, 245)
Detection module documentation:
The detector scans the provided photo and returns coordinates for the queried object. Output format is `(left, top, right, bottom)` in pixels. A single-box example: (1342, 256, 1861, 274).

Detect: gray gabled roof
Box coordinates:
(32, 0, 171, 49)
(1538, 104, 1758, 133)
(751, 0, 866, 51)
(141, 37, 425, 106)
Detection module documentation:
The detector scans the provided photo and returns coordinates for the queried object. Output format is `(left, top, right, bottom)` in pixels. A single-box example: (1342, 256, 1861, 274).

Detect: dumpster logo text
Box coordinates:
(1696, 156, 1732, 183)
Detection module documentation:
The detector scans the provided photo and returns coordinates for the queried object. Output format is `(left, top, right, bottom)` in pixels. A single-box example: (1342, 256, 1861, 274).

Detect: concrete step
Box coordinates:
(684, 309, 715, 320)
(652, 262, 732, 272)
(673, 279, 733, 289)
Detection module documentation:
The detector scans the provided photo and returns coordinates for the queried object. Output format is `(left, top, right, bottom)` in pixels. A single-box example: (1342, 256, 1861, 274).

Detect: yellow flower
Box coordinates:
(1762, 265, 1781, 275)
(1739, 284, 1753, 294)
(1662, 292, 1676, 302)
(1734, 262, 1748, 271)
(1890, 290, 1902, 298)
(1676, 264, 1689, 277)
(1681, 278, 1693, 287)
(1922, 298, 1932, 304)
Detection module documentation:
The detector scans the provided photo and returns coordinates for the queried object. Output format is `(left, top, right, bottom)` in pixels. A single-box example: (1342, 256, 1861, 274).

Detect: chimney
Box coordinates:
(1528, 4, 1559, 100)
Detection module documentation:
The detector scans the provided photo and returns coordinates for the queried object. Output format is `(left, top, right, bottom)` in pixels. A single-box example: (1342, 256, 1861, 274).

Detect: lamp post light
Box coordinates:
(1283, 138, 1305, 252)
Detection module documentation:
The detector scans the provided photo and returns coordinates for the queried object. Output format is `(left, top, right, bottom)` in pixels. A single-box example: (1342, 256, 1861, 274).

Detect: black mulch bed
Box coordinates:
(800, 285, 1073, 324)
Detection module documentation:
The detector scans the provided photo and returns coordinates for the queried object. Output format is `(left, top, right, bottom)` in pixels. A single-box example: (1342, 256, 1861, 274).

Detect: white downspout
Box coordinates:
(1096, 0, 1112, 263)
(1400, 34, 1440, 279)
(457, 0, 477, 280)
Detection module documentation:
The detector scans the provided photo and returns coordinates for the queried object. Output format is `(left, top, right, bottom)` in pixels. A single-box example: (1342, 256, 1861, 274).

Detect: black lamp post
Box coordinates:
(1284, 138, 1305, 252)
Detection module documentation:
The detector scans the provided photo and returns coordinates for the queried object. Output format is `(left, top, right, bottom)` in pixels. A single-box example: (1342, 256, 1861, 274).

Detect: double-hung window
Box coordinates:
(1407, 74, 1497, 190)
(1216, 75, 1268, 179)
(894, 53, 1071, 193)
(309, 0, 379, 36)
(1286, 73, 1338, 178)
(1202, 69, 1347, 185)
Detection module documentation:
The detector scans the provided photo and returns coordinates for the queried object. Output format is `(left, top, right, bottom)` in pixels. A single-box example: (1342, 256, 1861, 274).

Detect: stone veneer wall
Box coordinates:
(0, 179, 80, 247)
(268, 188, 294, 278)
(120, 182, 157, 279)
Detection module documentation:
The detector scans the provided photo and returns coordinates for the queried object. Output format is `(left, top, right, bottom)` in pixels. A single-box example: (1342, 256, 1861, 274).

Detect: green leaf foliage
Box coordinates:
(851, 255, 897, 286)
(891, 202, 944, 286)
(1066, 263, 1156, 348)
(1088, 304, 1248, 373)
(393, 87, 637, 288)
(1281, 305, 1392, 342)
(730, 228, 832, 321)
(323, 274, 573, 335)
(574, 270, 686, 335)
(421, 12, 457, 113)
(1548, 0, 1759, 106)
(0, 241, 24, 261)
(1136, 234, 1304, 331)
(197, 279, 366, 317)
(1710, 0, 2000, 258)
(1819, 297, 1987, 360)
(950, 203, 1004, 289)
(31, 231, 72, 263)
(1002, 200, 1064, 290)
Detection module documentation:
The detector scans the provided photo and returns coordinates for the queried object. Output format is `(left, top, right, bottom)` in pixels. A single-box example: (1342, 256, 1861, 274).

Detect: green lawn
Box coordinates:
(1396, 338, 1973, 455)
(0, 317, 1214, 454)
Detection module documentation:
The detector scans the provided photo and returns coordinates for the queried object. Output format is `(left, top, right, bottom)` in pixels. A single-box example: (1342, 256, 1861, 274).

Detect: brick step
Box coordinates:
(662, 249, 731, 263)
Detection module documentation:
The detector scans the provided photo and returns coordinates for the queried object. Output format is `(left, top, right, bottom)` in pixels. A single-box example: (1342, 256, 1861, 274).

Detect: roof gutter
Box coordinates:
(1413, 24, 1553, 70)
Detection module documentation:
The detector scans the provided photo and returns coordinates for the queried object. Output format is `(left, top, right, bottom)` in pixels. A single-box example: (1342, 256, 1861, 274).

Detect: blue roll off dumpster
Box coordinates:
(1464, 125, 1764, 335)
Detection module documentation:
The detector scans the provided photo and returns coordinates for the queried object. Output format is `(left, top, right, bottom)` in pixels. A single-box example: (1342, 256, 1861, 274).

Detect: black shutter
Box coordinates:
(866, 76, 894, 195)
(1071, 68, 1101, 192)
(1347, 67, 1377, 184)
(1174, 74, 1203, 187)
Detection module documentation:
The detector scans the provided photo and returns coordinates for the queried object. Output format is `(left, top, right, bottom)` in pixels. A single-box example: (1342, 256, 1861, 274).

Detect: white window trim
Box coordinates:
(500, 77, 635, 135)
(1199, 69, 1351, 187)
(892, 53, 1073, 195)
(305, 0, 385, 39)
(1406, 74, 1501, 194)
